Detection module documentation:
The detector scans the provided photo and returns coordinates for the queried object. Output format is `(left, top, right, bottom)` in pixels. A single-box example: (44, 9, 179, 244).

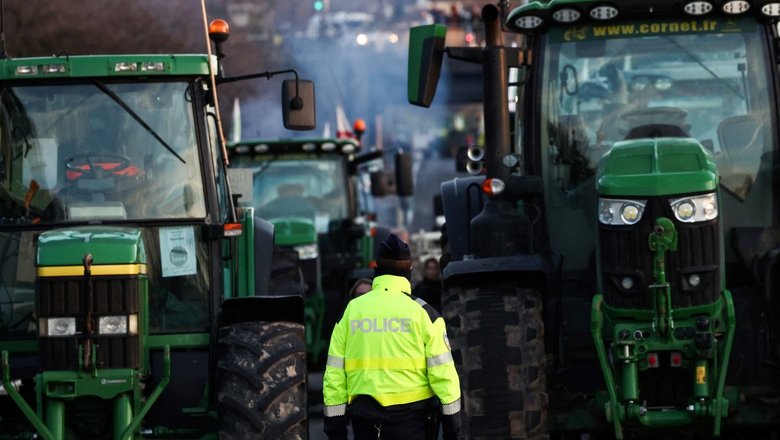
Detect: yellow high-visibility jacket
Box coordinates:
(323, 274, 461, 418)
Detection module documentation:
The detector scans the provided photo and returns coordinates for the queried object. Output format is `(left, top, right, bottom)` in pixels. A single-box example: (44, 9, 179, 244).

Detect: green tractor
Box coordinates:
(409, 1, 780, 438)
(226, 136, 414, 366)
(0, 17, 317, 439)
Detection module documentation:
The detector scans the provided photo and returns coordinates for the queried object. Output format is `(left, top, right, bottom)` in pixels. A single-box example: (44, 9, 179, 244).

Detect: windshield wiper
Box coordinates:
(93, 80, 185, 163)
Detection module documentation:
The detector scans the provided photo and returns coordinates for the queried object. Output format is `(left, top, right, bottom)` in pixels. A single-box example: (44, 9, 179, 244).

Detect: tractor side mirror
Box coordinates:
(408, 24, 446, 108)
(395, 151, 414, 197)
(282, 79, 316, 130)
(370, 171, 391, 197)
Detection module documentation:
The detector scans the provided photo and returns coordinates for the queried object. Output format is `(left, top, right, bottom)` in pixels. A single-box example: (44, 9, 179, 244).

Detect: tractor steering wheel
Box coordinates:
(65, 153, 133, 180)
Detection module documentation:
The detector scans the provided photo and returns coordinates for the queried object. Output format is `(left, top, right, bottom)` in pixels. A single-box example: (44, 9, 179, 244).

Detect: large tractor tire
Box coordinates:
(442, 282, 548, 440)
(217, 321, 307, 439)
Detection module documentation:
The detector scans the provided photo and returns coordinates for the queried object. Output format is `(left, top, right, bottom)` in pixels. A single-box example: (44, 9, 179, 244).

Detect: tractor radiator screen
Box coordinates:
(599, 197, 720, 310)
(36, 275, 141, 371)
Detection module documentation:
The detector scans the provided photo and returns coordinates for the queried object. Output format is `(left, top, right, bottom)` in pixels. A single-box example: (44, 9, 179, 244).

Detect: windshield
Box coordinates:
(539, 17, 774, 269)
(543, 18, 771, 196)
(239, 155, 349, 230)
(0, 81, 207, 224)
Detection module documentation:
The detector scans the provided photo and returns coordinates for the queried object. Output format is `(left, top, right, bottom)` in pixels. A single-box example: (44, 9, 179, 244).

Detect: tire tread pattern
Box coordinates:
(442, 283, 548, 440)
(217, 321, 307, 439)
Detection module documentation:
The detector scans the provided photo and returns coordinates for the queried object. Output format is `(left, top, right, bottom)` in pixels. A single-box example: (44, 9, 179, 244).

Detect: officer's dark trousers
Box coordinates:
(349, 396, 436, 440)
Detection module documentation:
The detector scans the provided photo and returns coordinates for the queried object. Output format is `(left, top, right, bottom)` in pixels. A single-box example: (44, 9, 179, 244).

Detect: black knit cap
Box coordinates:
(377, 233, 411, 261)
(375, 233, 412, 280)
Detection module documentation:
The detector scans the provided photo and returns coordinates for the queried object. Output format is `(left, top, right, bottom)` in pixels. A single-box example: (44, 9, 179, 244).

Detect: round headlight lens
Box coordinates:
(702, 200, 716, 217)
(621, 204, 641, 224)
(600, 204, 614, 224)
(675, 200, 696, 221)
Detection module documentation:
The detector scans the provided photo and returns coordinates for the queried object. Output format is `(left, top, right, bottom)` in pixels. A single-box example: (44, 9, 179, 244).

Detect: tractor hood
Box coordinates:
(36, 227, 145, 267)
(271, 218, 317, 246)
(597, 138, 718, 197)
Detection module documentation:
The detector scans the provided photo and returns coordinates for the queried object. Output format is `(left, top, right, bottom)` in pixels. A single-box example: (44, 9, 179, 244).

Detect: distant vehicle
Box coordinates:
(227, 136, 414, 367)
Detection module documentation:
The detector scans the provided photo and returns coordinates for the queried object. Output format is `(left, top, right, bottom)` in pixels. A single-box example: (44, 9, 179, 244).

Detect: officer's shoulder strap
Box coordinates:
(409, 294, 442, 323)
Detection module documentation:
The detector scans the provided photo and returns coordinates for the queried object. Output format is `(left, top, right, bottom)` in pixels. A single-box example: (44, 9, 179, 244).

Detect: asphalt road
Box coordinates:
(308, 371, 324, 439)
(309, 371, 346, 440)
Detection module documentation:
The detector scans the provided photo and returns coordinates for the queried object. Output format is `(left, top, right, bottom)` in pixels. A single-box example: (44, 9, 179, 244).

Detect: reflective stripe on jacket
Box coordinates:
(323, 274, 461, 415)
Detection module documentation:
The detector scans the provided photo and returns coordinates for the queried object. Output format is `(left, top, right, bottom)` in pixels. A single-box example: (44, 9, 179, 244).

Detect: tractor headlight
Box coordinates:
(294, 243, 319, 260)
(98, 315, 127, 335)
(41, 317, 77, 337)
(669, 193, 718, 223)
(98, 315, 138, 335)
(598, 198, 646, 225)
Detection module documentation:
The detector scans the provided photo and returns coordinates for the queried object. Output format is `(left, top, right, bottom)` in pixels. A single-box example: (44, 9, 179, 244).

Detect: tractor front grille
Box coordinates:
(599, 197, 720, 310)
(36, 275, 141, 371)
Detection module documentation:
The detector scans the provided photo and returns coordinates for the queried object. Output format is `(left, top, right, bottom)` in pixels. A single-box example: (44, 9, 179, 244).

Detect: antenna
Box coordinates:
(0, 0, 6, 59)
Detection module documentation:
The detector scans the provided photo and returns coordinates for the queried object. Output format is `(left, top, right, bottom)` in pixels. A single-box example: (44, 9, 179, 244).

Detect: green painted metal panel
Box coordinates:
(41, 369, 136, 400)
(0, 55, 210, 80)
(408, 24, 446, 107)
(146, 332, 210, 349)
(272, 218, 317, 246)
(597, 138, 718, 197)
(235, 207, 256, 297)
(36, 227, 145, 266)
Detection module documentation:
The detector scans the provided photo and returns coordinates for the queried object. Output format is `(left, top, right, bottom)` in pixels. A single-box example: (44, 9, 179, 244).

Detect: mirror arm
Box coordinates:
(218, 69, 304, 109)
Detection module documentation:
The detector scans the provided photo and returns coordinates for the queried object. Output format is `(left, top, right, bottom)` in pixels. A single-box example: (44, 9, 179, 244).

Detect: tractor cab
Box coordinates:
(0, 58, 218, 345)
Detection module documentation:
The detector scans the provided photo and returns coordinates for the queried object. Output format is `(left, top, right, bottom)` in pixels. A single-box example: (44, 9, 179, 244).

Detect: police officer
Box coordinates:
(323, 233, 462, 440)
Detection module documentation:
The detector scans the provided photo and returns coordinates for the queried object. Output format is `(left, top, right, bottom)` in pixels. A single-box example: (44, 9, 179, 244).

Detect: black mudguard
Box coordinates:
(217, 296, 305, 328)
(442, 254, 559, 291)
